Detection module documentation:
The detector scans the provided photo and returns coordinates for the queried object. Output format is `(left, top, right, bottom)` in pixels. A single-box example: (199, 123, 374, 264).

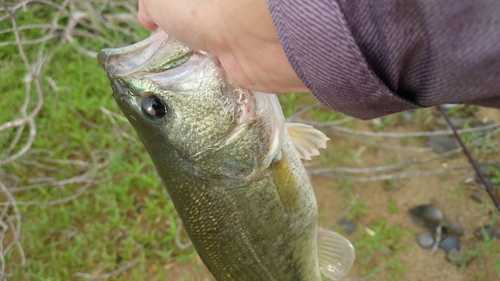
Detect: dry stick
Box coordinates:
(430, 223, 443, 255)
(294, 116, 355, 127)
(437, 105, 500, 212)
(175, 220, 192, 250)
(285, 102, 322, 121)
(0, 181, 26, 277)
(74, 260, 140, 281)
(335, 133, 433, 153)
(0, 7, 47, 166)
(298, 118, 500, 138)
(348, 164, 492, 182)
(310, 129, 500, 179)
(309, 160, 416, 176)
(0, 0, 62, 14)
(48, 0, 70, 35)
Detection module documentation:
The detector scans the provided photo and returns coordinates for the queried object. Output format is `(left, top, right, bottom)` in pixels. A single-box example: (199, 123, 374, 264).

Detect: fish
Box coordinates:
(97, 30, 355, 281)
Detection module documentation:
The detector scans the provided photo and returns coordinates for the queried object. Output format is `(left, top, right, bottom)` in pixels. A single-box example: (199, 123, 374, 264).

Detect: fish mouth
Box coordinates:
(98, 30, 168, 76)
(97, 30, 193, 78)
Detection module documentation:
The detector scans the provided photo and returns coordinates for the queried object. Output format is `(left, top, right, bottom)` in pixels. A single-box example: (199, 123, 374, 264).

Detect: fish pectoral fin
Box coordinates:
(285, 123, 329, 161)
(317, 228, 355, 280)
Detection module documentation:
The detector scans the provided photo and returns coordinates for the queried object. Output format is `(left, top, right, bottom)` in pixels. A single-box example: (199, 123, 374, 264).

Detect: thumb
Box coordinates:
(138, 0, 158, 31)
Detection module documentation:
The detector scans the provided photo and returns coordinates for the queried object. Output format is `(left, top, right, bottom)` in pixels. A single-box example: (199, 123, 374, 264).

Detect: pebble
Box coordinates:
(416, 232, 435, 249)
(408, 204, 445, 227)
(474, 225, 500, 240)
(420, 205, 445, 223)
(439, 235, 460, 253)
(471, 191, 484, 204)
(442, 222, 464, 236)
(408, 209, 427, 227)
(426, 136, 458, 154)
(337, 218, 357, 234)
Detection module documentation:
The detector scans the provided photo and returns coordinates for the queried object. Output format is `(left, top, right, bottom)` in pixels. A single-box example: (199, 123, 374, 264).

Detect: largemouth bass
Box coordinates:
(97, 30, 355, 281)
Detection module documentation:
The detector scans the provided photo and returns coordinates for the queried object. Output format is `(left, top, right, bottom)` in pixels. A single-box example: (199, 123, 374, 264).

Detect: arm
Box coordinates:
(268, 0, 500, 119)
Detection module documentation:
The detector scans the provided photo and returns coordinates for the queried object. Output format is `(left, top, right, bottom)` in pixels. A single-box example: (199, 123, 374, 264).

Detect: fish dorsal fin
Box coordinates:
(285, 123, 329, 160)
(317, 228, 355, 280)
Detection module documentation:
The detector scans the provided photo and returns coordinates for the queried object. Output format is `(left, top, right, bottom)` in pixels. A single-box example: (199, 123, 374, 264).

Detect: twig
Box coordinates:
(0, 1, 146, 278)
(430, 224, 442, 255)
(318, 164, 478, 182)
(309, 160, 416, 176)
(285, 102, 322, 121)
(175, 220, 192, 250)
(299, 119, 500, 138)
(0, 180, 26, 278)
(74, 260, 139, 280)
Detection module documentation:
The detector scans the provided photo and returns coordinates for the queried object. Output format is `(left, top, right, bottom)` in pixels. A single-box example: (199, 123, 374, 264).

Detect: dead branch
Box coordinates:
(175, 220, 192, 250)
(74, 260, 139, 280)
(430, 224, 442, 255)
(309, 160, 416, 176)
(297, 118, 500, 138)
(0, 1, 144, 277)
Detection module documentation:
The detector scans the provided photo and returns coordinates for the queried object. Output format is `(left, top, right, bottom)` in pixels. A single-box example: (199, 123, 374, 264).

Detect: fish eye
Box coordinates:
(142, 95, 167, 118)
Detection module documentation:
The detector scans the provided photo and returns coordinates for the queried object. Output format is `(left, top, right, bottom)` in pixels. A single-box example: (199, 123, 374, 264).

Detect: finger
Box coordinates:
(138, 0, 158, 31)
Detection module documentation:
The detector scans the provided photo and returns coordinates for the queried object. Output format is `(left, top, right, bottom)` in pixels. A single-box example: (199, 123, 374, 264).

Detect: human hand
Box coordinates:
(137, 0, 309, 94)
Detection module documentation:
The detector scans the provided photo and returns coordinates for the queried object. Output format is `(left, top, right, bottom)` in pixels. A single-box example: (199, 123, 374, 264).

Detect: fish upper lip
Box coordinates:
(97, 30, 170, 77)
(96, 50, 108, 70)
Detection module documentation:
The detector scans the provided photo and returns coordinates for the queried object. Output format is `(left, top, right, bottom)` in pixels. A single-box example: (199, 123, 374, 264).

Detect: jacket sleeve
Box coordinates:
(267, 0, 500, 119)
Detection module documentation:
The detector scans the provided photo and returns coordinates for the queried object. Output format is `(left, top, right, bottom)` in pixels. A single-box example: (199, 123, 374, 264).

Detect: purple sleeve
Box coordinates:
(267, 0, 500, 119)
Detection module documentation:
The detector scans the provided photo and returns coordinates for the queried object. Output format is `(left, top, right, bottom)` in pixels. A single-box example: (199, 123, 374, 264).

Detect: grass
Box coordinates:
(1, 4, 198, 280)
(354, 220, 412, 280)
(2, 1, 500, 281)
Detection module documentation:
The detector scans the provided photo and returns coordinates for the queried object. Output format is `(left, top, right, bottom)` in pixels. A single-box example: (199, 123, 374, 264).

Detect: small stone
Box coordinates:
(337, 218, 357, 234)
(426, 136, 458, 154)
(416, 232, 435, 249)
(474, 225, 500, 240)
(420, 205, 445, 223)
(471, 191, 484, 204)
(439, 235, 460, 253)
(443, 222, 464, 236)
(408, 209, 427, 227)
(408, 205, 445, 227)
(446, 249, 469, 267)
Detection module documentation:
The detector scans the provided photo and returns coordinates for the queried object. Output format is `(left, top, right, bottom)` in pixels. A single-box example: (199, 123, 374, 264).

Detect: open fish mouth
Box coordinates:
(97, 30, 195, 79)
(97, 30, 225, 101)
(97, 30, 169, 76)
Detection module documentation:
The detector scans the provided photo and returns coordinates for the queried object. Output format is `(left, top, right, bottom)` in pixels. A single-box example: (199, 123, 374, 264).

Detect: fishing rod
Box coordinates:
(437, 105, 500, 212)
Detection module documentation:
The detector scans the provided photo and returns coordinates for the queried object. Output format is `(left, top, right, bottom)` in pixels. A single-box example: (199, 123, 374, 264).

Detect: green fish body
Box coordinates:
(98, 30, 354, 281)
